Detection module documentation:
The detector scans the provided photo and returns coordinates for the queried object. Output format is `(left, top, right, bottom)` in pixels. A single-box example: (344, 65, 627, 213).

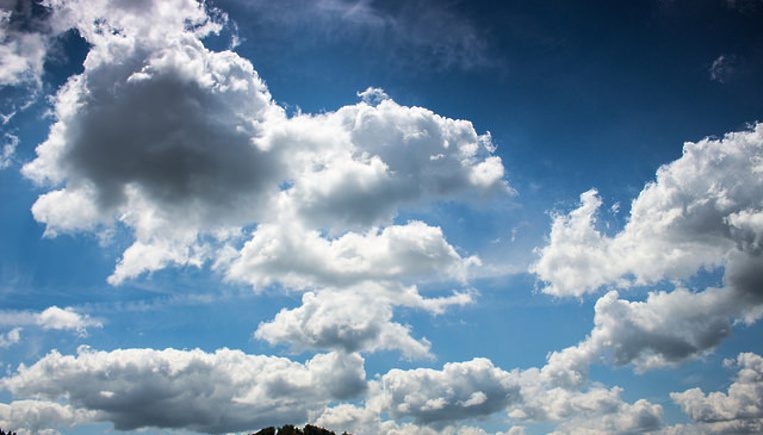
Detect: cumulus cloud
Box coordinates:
(533, 123, 763, 297)
(545, 395, 662, 435)
(14, 0, 507, 365)
(0, 400, 96, 435)
(315, 356, 662, 434)
(669, 352, 763, 434)
(254, 283, 472, 358)
(0, 0, 48, 87)
(378, 358, 521, 426)
(530, 123, 763, 374)
(20, 0, 285, 283)
(2, 347, 366, 433)
(20, 0, 506, 287)
(0, 306, 101, 345)
(226, 220, 481, 290)
(35, 306, 102, 334)
(510, 360, 663, 433)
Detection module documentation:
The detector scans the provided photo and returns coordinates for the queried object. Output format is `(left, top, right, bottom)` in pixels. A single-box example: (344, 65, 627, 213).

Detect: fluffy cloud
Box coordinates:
(533, 123, 763, 297)
(226, 220, 480, 290)
(0, 400, 96, 435)
(669, 352, 763, 434)
(0, 1, 47, 87)
(530, 123, 763, 372)
(0, 327, 21, 348)
(35, 306, 102, 334)
(268, 94, 508, 232)
(510, 361, 663, 433)
(2, 346, 366, 433)
(0, 306, 101, 346)
(314, 356, 662, 434)
(546, 395, 662, 435)
(15, 0, 506, 368)
(254, 283, 472, 358)
(21, 0, 506, 287)
(379, 358, 521, 425)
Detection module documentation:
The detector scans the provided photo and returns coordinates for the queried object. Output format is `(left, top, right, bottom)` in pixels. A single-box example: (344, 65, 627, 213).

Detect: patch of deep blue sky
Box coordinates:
(1, 0, 763, 431)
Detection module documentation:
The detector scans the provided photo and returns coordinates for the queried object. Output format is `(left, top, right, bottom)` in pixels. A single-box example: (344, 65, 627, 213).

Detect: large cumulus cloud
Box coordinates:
(531, 123, 763, 371)
(533, 123, 763, 297)
(668, 352, 763, 434)
(2, 347, 366, 433)
(22, 0, 507, 286)
(254, 283, 473, 359)
(15, 0, 507, 359)
(313, 356, 662, 435)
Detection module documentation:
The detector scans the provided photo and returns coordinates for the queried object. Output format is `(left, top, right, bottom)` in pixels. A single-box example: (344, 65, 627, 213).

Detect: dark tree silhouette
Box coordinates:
(250, 424, 349, 435)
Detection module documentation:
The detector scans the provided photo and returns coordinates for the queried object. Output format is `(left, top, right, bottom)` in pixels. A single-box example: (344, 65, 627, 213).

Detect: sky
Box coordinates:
(1, 0, 763, 434)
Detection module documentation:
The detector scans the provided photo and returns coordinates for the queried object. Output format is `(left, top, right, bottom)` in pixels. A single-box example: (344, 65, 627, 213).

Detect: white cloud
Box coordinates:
(0, 327, 21, 348)
(1, 132, 19, 169)
(21, 0, 286, 284)
(669, 352, 763, 434)
(21, 0, 507, 288)
(0, 2, 47, 87)
(533, 123, 763, 297)
(2, 346, 366, 433)
(0, 400, 96, 435)
(226, 220, 481, 290)
(315, 355, 662, 434)
(254, 283, 473, 359)
(529, 123, 763, 375)
(0, 306, 101, 344)
(511, 362, 663, 433)
(378, 358, 521, 425)
(35, 306, 102, 335)
(546, 395, 662, 435)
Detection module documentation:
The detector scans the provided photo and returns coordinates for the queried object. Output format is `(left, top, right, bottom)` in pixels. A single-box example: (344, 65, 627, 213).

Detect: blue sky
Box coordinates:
(1, 0, 763, 433)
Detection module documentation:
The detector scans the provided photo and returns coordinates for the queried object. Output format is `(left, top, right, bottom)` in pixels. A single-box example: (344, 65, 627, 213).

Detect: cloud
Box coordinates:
(0, 1, 48, 87)
(314, 355, 662, 434)
(2, 344, 664, 434)
(529, 123, 763, 375)
(226, 221, 481, 290)
(545, 394, 662, 435)
(0, 400, 96, 435)
(254, 283, 472, 358)
(1, 132, 19, 169)
(0, 327, 21, 348)
(533, 122, 763, 297)
(710, 54, 738, 84)
(21, 0, 507, 287)
(35, 306, 102, 335)
(2, 347, 366, 433)
(0, 306, 101, 345)
(669, 352, 763, 434)
(378, 358, 521, 426)
(19, 0, 285, 283)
